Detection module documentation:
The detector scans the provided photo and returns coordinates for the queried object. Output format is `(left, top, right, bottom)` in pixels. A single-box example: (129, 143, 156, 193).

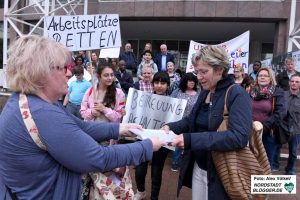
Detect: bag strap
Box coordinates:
(271, 96, 275, 113)
(222, 84, 236, 116)
(19, 93, 47, 151)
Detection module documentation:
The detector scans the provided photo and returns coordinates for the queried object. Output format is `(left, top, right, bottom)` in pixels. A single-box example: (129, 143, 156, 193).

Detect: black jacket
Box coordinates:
(114, 70, 134, 94)
(168, 77, 252, 200)
(276, 70, 300, 91)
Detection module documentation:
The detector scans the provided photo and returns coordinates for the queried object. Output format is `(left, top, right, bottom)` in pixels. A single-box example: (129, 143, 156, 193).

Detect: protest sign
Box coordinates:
(45, 14, 121, 51)
(292, 50, 300, 72)
(122, 88, 187, 129)
(186, 31, 250, 74)
(99, 47, 120, 58)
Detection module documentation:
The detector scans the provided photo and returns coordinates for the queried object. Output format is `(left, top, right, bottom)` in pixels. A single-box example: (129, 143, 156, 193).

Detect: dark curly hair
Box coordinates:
(179, 72, 198, 92)
(96, 65, 116, 108)
(74, 55, 83, 66)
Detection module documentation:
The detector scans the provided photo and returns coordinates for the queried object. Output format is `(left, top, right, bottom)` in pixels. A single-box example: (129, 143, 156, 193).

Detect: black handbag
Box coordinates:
(274, 120, 292, 144)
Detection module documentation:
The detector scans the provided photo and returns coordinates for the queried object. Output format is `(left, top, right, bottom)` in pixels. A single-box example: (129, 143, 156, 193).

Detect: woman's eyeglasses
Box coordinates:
(52, 66, 68, 74)
(257, 74, 270, 78)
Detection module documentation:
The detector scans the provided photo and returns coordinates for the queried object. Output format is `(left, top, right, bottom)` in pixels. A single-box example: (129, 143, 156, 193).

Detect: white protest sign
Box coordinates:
(292, 50, 300, 72)
(122, 88, 187, 129)
(99, 47, 120, 58)
(261, 58, 272, 68)
(186, 31, 250, 74)
(45, 14, 121, 51)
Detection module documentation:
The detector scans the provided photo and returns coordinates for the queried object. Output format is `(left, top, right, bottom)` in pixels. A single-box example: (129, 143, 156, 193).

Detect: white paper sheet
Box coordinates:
(129, 128, 177, 144)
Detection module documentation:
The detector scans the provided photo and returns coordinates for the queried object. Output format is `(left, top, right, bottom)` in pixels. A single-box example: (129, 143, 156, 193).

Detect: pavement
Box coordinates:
(129, 154, 300, 200)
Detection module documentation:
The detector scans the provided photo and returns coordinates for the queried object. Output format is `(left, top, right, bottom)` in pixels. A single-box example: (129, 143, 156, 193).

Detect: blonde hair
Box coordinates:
(235, 65, 244, 74)
(6, 35, 71, 94)
(255, 67, 277, 86)
(192, 45, 229, 78)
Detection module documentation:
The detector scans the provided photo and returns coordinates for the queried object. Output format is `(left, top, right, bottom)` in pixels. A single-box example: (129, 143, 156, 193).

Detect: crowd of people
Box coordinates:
(0, 35, 299, 200)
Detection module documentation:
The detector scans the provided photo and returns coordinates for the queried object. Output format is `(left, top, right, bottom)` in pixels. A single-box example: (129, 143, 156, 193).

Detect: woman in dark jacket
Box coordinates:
(162, 46, 252, 200)
(251, 67, 286, 171)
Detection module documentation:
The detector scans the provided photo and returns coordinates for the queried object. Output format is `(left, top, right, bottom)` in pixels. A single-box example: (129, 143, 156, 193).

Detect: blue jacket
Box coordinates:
(154, 53, 174, 72)
(168, 77, 252, 200)
(0, 93, 153, 199)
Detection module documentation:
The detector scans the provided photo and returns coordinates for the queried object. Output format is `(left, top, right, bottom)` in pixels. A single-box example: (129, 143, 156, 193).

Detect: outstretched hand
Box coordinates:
(150, 137, 167, 151)
(160, 125, 170, 133)
(119, 123, 143, 137)
(171, 134, 184, 148)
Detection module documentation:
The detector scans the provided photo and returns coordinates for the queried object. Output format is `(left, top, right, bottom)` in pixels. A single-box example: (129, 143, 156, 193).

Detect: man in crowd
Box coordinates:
(284, 74, 300, 175)
(119, 42, 138, 76)
(78, 50, 89, 66)
(154, 44, 174, 72)
(115, 60, 134, 95)
(276, 57, 300, 91)
(139, 43, 153, 63)
(249, 60, 261, 80)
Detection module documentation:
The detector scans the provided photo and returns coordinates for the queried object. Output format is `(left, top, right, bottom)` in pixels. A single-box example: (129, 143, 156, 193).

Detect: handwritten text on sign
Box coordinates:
(46, 14, 121, 51)
(122, 88, 187, 129)
(186, 31, 250, 74)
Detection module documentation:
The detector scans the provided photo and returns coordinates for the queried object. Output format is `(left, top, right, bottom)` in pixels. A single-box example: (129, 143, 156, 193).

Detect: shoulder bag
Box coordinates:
(211, 85, 271, 200)
(19, 93, 134, 200)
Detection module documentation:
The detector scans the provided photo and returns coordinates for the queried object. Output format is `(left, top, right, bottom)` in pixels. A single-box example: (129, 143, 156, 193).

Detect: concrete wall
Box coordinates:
(0, 0, 298, 57)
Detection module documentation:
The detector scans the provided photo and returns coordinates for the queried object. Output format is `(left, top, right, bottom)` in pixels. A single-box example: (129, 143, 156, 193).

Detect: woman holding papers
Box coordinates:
(134, 72, 171, 200)
(163, 46, 252, 200)
(0, 35, 166, 199)
(170, 72, 200, 172)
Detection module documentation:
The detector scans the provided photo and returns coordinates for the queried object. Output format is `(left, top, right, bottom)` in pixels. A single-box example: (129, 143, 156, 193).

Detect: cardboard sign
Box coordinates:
(122, 88, 187, 129)
(99, 47, 120, 58)
(46, 14, 121, 51)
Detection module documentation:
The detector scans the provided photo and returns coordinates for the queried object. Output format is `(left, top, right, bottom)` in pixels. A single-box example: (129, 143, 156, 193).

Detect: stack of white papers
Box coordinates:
(129, 128, 177, 144)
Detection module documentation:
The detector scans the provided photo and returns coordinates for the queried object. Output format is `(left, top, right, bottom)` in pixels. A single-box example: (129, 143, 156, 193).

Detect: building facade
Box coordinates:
(0, 0, 300, 68)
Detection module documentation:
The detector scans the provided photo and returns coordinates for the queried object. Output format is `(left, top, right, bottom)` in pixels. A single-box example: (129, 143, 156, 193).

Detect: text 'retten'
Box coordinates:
(46, 14, 121, 51)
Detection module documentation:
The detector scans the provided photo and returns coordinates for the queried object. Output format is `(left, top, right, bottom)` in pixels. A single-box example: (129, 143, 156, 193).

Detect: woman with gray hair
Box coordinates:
(0, 35, 165, 199)
(133, 66, 155, 93)
(162, 45, 252, 199)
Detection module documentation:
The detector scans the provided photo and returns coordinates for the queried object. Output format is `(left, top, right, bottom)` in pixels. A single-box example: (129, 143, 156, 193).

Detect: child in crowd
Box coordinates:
(134, 72, 170, 200)
(137, 50, 158, 80)
(63, 65, 91, 119)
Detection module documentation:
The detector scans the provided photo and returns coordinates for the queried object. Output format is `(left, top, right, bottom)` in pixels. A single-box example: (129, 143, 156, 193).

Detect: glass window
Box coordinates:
(179, 41, 189, 52)
(166, 40, 178, 51)
(152, 40, 165, 56)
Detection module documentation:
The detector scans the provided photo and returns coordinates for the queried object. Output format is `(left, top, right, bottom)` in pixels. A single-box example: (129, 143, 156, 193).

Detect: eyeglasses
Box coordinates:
(257, 74, 270, 78)
(194, 69, 209, 76)
(52, 66, 67, 74)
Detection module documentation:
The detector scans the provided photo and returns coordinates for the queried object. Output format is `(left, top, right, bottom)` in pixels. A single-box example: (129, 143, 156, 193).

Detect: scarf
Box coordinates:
(250, 84, 275, 100)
